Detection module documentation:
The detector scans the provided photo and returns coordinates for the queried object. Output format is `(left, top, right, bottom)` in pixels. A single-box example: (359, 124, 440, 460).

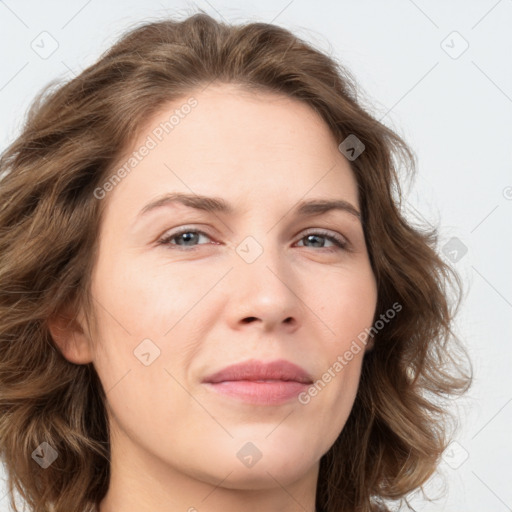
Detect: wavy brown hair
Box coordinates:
(0, 11, 471, 512)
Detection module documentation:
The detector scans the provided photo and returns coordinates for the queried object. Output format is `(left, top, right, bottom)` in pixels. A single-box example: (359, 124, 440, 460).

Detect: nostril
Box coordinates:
(242, 317, 258, 323)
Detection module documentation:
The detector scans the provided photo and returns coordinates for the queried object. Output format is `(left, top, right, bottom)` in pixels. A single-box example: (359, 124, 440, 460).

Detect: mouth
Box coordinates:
(202, 359, 313, 405)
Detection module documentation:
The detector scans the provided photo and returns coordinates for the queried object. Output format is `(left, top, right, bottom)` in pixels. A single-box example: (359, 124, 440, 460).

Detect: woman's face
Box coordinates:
(75, 84, 377, 494)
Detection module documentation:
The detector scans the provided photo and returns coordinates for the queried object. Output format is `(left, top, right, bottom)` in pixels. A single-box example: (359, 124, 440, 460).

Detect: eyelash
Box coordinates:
(157, 227, 349, 252)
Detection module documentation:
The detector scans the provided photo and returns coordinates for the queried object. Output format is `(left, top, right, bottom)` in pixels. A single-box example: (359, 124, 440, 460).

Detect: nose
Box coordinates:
(225, 241, 303, 333)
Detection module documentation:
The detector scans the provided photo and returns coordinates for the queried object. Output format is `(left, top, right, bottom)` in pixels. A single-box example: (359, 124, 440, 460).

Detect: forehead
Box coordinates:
(102, 83, 359, 219)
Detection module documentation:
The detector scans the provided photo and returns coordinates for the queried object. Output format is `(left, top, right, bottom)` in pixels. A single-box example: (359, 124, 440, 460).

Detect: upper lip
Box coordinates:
(202, 359, 313, 384)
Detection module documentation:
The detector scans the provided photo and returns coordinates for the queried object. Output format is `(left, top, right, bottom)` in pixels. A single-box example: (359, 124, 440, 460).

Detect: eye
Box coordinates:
(296, 230, 348, 251)
(158, 228, 213, 249)
(158, 227, 348, 252)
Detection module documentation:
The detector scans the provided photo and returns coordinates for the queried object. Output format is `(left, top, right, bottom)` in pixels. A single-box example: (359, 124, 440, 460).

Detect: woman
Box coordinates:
(0, 12, 472, 512)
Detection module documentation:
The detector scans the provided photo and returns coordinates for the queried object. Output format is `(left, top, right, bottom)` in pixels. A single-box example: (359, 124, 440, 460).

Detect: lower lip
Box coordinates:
(204, 380, 310, 405)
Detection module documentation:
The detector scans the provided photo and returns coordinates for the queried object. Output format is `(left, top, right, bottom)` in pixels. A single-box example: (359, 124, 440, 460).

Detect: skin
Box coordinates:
(49, 83, 378, 512)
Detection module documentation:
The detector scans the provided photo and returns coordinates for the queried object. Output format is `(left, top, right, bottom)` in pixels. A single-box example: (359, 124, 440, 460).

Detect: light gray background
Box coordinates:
(1, 1, 511, 511)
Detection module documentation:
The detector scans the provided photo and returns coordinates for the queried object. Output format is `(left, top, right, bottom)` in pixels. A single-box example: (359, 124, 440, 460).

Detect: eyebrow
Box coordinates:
(136, 192, 361, 221)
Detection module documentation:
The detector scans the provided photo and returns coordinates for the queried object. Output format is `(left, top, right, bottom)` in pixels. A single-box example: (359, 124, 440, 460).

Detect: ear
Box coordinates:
(47, 304, 94, 364)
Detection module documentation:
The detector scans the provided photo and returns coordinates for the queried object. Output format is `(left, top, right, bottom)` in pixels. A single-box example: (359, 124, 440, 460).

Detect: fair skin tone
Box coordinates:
(49, 83, 378, 512)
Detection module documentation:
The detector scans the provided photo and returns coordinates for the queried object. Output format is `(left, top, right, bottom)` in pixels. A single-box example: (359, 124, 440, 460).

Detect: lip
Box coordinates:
(202, 359, 313, 405)
(203, 359, 313, 384)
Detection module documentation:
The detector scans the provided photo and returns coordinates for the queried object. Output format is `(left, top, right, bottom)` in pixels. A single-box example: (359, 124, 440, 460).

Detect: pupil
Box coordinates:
(307, 234, 322, 247)
(181, 232, 197, 245)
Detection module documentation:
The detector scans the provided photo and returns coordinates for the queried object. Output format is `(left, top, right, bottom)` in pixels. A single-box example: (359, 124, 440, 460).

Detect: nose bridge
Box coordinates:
(226, 231, 301, 331)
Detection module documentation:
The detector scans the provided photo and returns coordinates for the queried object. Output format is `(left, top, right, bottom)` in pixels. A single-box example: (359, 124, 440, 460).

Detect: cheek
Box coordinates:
(94, 250, 221, 338)
(88, 256, 218, 410)
(297, 264, 376, 422)
(296, 347, 365, 459)
(320, 264, 378, 342)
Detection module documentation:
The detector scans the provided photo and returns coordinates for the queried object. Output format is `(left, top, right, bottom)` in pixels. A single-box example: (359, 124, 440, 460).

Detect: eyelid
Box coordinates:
(300, 227, 348, 242)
